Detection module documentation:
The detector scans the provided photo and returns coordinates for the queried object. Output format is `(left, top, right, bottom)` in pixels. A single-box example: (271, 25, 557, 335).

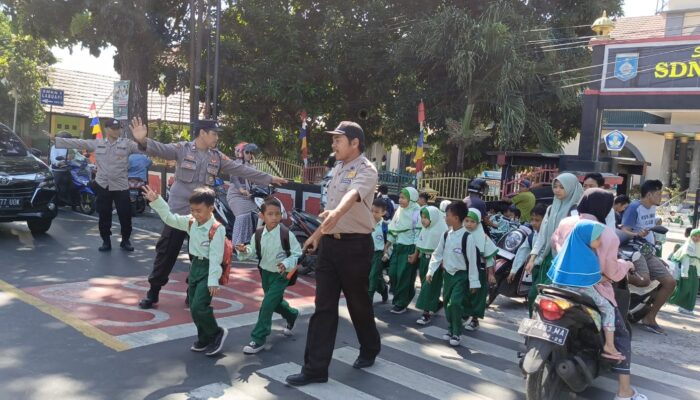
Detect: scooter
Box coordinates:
(128, 177, 147, 215)
(617, 225, 670, 323)
(519, 284, 625, 400)
(51, 157, 96, 215)
(487, 224, 534, 306)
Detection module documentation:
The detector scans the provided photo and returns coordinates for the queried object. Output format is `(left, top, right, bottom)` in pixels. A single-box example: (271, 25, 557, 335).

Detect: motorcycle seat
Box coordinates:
(539, 285, 599, 310)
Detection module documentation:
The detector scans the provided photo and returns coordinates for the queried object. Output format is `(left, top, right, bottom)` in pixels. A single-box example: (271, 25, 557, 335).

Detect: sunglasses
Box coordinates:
(244, 151, 254, 155)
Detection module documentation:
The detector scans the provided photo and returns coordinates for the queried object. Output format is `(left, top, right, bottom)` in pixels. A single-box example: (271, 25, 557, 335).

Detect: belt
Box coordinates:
(325, 233, 369, 240)
(193, 256, 209, 261)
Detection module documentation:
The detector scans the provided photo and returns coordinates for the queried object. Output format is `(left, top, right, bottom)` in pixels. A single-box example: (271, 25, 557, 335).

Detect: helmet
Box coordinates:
(467, 178, 488, 194)
(243, 143, 259, 154)
(234, 142, 248, 159)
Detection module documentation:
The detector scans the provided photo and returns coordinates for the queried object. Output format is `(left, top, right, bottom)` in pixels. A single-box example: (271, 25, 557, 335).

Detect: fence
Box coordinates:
(500, 165, 559, 198)
(252, 156, 327, 184)
(378, 171, 416, 196)
(416, 172, 500, 202)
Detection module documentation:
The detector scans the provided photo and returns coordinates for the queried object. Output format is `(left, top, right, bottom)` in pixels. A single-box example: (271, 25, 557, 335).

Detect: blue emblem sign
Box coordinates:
(614, 53, 639, 82)
(40, 88, 64, 106)
(604, 130, 628, 152)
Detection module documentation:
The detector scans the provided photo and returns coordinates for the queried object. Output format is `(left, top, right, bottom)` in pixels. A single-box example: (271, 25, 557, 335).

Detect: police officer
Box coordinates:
(53, 119, 139, 251)
(286, 121, 381, 386)
(129, 117, 287, 309)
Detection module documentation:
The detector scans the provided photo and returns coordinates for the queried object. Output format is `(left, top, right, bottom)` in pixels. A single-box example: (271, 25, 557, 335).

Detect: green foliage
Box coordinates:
(0, 13, 53, 128)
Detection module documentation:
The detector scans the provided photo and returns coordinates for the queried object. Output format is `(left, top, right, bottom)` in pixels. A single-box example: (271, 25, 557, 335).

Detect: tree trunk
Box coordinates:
(118, 49, 151, 137)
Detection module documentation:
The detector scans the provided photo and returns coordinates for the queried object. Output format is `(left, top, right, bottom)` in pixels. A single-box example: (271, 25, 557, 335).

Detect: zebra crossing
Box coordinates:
(169, 311, 700, 400)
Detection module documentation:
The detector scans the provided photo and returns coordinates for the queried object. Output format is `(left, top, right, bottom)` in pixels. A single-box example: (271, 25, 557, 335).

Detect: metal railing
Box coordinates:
(500, 166, 559, 198)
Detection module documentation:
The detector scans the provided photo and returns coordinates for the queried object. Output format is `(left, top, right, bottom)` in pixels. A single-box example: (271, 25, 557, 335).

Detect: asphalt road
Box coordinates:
(1, 208, 699, 400)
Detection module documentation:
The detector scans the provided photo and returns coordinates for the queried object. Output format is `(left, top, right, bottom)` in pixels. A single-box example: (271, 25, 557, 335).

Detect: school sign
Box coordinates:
(601, 40, 700, 92)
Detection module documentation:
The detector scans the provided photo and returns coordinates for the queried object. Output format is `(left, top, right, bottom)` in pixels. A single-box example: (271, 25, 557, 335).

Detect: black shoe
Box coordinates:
(381, 289, 389, 304)
(120, 239, 134, 252)
(138, 297, 158, 309)
(190, 341, 208, 352)
(205, 327, 228, 356)
(98, 239, 111, 252)
(285, 373, 328, 386)
(352, 357, 375, 369)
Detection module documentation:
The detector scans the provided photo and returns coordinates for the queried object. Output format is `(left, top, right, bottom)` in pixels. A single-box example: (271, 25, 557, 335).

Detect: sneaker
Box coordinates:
(190, 341, 208, 352)
(449, 335, 461, 347)
(678, 307, 695, 316)
(283, 317, 296, 337)
(390, 306, 407, 314)
(243, 341, 264, 354)
(416, 313, 432, 326)
(442, 332, 452, 341)
(464, 317, 480, 331)
(613, 387, 648, 400)
(204, 327, 228, 356)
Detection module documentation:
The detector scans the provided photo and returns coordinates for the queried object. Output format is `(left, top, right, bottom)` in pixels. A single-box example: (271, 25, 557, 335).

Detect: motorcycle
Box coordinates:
(51, 157, 96, 215)
(617, 225, 669, 323)
(289, 208, 322, 275)
(128, 178, 147, 215)
(519, 284, 626, 399)
(487, 224, 534, 306)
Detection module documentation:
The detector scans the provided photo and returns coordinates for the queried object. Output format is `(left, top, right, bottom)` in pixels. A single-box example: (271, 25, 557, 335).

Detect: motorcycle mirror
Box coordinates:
(55, 156, 65, 161)
(650, 225, 668, 235)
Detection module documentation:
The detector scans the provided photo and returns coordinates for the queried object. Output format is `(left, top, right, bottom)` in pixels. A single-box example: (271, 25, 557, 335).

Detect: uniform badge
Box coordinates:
(452, 248, 462, 254)
(341, 178, 352, 184)
(346, 170, 357, 179)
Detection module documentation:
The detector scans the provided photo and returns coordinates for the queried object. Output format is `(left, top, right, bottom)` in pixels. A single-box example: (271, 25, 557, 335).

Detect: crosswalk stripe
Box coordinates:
(381, 334, 524, 397)
(257, 362, 381, 400)
(452, 317, 700, 396)
(332, 346, 493, 400)
(420, 326, 680, 400)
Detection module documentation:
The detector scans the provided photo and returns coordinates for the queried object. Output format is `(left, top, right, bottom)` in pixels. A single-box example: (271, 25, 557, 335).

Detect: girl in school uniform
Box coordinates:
(386, 187, 421, 314)
(669, 228, 700, 315)
(415, 205, 449, 325)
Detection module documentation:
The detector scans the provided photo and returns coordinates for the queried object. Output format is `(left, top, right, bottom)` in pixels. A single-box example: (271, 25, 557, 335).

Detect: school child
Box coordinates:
(508, 203, 546, 283)
(461, 208, 498, 331)
(418, 192, 430, 207)
(415, 205, 449, 325)
(370, 198, 390, 303)
(439, 200, 451, 218)
(548, 219, 624, 360)
(386, 187, 421, 314)
(236, 197, 302, 354)
(143, 185, 228, 356)
(425, 201, 477, 346)
(669, 229, 700, 315)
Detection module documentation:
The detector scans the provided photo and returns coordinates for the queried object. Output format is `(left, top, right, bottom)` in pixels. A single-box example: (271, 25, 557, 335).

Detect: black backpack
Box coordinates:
(443, 230, 486, 272)
(254, 225, 297, 286)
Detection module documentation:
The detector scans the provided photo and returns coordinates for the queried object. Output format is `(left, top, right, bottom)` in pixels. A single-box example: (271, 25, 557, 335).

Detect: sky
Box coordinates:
(51, 0, 660, 77)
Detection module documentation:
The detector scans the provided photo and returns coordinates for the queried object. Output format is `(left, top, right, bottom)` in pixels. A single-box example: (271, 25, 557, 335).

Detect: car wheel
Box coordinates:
(27, 218, 52, 234)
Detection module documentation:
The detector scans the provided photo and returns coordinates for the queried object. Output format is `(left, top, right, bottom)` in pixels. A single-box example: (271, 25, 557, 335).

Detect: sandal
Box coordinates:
(641, 323, 665, 335)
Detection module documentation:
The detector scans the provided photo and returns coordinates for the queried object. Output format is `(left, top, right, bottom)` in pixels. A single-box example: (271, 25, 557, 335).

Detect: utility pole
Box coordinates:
(212, 0, 221, 120)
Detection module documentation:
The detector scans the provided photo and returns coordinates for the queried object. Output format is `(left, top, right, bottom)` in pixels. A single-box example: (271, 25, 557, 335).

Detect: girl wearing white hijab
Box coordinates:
(462, 208, 498, 331)
(414, 206, 449, 325)
(386, 187, 421, 314)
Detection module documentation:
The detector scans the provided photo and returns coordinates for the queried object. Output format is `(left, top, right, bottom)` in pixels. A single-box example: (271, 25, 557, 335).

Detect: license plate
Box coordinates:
(0, 198, 22, 209)
(518, 318, 569, 346)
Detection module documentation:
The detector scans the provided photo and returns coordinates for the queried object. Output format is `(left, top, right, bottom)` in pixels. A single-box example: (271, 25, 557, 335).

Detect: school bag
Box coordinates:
(442, 231, 486, 272)
(254, 225, 298, 286)
(189, 219, 233, 285)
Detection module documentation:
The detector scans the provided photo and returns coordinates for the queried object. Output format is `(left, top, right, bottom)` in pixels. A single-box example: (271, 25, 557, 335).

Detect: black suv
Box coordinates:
(0, 123, 57, 234)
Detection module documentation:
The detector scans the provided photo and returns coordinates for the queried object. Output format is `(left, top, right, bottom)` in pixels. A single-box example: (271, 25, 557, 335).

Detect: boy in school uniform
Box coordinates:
(236, 197, 302, 354)
(425, 201, 478, 346)
(143, 185, 228, 356)
(370, 198, 390, 303)
(508, 203, 547, 284)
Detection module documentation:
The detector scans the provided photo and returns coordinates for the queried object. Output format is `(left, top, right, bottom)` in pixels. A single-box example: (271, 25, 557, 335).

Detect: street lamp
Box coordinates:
(0, 78, 18, 131)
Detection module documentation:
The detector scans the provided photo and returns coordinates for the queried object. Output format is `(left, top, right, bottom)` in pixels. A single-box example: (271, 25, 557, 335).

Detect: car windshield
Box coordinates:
(0, 125, 28, 156)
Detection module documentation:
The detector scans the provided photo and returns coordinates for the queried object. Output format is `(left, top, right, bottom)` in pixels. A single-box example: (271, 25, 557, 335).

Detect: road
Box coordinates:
(0, 209, 699, 400)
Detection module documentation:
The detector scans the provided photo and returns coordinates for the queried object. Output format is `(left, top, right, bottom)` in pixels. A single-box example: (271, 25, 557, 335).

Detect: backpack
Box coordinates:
(189, 219, 233, 285)
(443, 230, 486, 272)
(381, 220, 389, 242)
(254, 225, 297, 286)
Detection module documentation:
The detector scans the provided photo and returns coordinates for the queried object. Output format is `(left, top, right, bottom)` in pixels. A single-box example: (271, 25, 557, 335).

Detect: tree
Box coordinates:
(0, 12, 53, 130)
(6, 1, 190, 124)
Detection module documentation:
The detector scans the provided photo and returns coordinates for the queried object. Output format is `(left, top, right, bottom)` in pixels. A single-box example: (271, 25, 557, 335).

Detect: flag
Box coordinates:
(90, 117, 99, 127)
(92, 122, 102, 139)
(415, 101, 425, 174)
(299, 110, 308, 167)
(89, 102, 97, 118)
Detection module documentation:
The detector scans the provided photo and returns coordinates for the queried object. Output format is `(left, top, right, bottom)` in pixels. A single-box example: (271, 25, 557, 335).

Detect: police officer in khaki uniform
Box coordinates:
(286, 121, 381, 386)
(53, 119, 140, 252)
(129, 117, 287, 309)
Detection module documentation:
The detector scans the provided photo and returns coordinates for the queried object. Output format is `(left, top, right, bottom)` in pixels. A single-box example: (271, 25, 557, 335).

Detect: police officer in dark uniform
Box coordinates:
(286, 121, 381, 386)
(129, 117, 287, 309)
(53, 119, 139, 251)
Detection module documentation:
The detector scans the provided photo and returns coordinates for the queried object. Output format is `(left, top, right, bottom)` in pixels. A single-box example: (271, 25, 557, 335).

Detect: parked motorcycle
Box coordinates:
(289, 208, 321, 275)
(51, 157, 96, 215)
(519, 284, 626, 399)
(487, 224, 534, 306)
(128, 178, 147, 215)
(617, 225, 669, 323)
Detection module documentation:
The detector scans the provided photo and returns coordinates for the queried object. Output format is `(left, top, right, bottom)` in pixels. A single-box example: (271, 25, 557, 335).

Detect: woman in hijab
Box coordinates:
(386, 186, 421, 314)
(669, 228, 700, 314)
(551, 188, 642, 400)
(462, 208, 498, 331)
(524, 172, 584, 316)
(226, 143, 258, 245)
(415, 206, 449, 325)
